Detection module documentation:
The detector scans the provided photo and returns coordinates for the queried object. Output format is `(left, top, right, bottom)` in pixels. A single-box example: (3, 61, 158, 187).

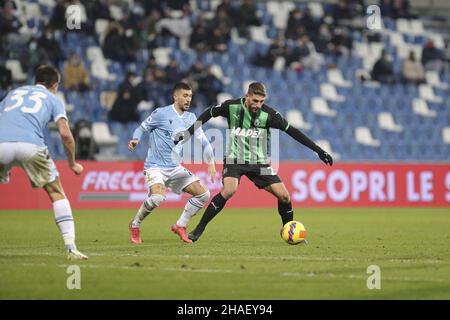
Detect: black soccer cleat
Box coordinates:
(188, 231, 202, 242)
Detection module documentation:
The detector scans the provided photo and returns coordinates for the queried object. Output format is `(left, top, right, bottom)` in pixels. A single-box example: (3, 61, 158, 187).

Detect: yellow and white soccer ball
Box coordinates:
(280, 221, 307, 245)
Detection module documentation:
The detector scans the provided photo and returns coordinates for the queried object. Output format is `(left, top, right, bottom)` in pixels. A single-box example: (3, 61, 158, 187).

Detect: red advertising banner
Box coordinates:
(0, 161, 449, 209)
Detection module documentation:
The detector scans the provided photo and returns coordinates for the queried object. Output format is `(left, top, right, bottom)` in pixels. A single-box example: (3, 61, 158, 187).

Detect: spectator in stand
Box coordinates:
(49, 0, 68, 31)
(0, 2, 25, 45)
(421, 40, 445, 72)
(331, 27, 352, 56)
(165, 58, 185, 84)
(103, 23, 137, 65)
(285, 36, 310, 69)
(371, 49, 396, 83)
(380, 0, 411, 19)
(109, 72, 140, 123)
(236, 0, 261, 38)
(63, 52, 91, 91)
(144, 56, 167, 83)
(23, 38, 49, 73)
(333, 0, 353, 23)
(285, 9, 303, 40)
(197, 65, 224, 107)
(300, 8, 318, 38)
(253, 39, 285, 68)
(314, 24, 333, 55)
(136, 69, 159, 105)
(38, 26, 65, 68)
(84, 0, 111, 22)
(0, 62, 13, 91)
(190, 17, 209, 52)
(402, 51, 425, 85)
(206, 28, 228, 53)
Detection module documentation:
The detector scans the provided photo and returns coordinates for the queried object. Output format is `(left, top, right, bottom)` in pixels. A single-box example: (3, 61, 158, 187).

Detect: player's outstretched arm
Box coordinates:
(174, 108, 213, 144)
(286, 126, 333, 166)
(56, 118, 83, 175)
(129, 126, 146, 151)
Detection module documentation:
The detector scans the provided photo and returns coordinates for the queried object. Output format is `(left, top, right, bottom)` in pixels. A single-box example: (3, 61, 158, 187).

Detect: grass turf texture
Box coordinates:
(0, 208, 449, 299)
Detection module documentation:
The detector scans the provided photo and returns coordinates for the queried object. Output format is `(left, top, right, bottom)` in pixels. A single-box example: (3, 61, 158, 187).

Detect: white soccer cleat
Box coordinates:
(67, 249, 89, 260)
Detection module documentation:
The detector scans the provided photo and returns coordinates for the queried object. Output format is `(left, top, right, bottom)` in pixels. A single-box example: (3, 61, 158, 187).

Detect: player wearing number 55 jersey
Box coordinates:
(176, 82, 334, 242)
(0, 65, 88, 260)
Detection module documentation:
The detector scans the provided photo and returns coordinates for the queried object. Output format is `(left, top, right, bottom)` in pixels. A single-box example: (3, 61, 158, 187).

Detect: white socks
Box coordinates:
(132, 194, 166, 227)
(176, 191, 210, 227)
(53, 199, 76, 251)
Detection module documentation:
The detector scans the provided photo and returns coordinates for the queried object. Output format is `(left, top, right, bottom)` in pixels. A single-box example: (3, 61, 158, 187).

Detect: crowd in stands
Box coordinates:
(0, 0, 449, 161)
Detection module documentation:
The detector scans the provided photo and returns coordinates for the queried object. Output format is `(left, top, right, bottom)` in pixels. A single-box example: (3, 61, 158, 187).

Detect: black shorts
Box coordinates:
(222, 164, 282, 189)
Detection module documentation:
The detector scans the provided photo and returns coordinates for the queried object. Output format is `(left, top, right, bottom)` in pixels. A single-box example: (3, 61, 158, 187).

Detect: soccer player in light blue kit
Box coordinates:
(128, 82, 216, 244)
(0, 65, 88, 260)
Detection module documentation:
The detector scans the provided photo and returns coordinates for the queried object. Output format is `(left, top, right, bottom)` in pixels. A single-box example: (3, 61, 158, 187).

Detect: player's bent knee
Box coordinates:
(146, 193, 166, 209)
(279, 193, 291, 203)
(195, 190, 210, 207)
(221, 188, 236, 200)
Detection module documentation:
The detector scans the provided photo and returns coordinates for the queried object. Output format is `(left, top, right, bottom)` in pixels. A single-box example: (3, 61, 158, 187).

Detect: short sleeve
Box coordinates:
(141, 108, 162, 131)
(52, 94, 68, 123)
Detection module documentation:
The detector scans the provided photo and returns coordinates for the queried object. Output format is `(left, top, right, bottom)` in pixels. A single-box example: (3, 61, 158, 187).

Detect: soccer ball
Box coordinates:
(280, 221, 307, 245)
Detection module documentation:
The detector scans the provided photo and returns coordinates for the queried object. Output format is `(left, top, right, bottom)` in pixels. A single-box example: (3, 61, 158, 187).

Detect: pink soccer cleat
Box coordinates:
(129, 222, 142, 244)
(171, 224, 193, 243)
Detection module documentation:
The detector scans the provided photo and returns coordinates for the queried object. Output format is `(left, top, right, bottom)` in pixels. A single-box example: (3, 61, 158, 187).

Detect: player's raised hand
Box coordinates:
(208, 162, 217, 183)
(71, 163, 84, 175)
(128, 139, 139, 151)
(317, 149, 333, 166)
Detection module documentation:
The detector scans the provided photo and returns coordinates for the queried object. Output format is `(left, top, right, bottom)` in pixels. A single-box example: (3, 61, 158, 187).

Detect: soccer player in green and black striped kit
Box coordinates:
(176, 82, 333, 242)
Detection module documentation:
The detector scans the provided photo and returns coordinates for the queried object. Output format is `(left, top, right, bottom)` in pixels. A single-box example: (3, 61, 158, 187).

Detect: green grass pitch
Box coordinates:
(0, 208, 449, 299)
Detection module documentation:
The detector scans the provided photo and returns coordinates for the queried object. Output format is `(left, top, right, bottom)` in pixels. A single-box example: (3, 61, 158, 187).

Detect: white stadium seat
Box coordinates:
(355, 127, 381, 147)
(378, 112, 403, 132)
(311, 97, 337, 117)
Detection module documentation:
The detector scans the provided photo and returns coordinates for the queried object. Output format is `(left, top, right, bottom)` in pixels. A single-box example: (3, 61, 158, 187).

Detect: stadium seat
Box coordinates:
(56, 92, 74, 114)
(442, 128, 450, 144)
(249, 26, 271, 44)
(152, 48, 172, 67)
(315, 139, 340, 160)
(418, 84, 443, 103)
(378, 112, 403, 132)
(5, 60, 27, 83)
(412, 101, 437, 117)
(426, 71, 448, 90)
(311, 97, 337, 117)
(320, 83, 345, 102)
(92, 122, 119, 159)
(327, 68, 352, 88)
(354, 127, 381, 147)
(100, 91, 117, 111)
(286, 110, 312, 131)
(95, 19, 109, 45)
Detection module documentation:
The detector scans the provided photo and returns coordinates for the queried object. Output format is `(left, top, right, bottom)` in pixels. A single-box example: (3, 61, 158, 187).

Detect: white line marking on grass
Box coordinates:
(13, 262, 450, 284)
(280, 272, 449, 283)
(1, 250, 449, 266)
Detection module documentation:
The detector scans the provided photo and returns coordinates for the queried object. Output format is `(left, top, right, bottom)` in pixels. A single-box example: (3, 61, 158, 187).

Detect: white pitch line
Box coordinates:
(13, 263, 450, 284)
(1, 251, 449, 265)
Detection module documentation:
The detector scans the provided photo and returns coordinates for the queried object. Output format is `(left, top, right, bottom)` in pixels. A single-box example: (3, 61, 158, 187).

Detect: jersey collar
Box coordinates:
(171, 104, 185, 118)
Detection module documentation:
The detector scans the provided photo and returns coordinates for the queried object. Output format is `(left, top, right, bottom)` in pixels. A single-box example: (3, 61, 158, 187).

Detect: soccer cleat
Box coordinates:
(171, 224, 192, 243)
(67, 249, 88, 260)
(188, 228, 204, 242)
(129, 222, 142, 244)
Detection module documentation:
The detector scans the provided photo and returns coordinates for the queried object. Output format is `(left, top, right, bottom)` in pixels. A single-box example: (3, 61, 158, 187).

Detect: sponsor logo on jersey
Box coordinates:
(230, 127, 264, 138)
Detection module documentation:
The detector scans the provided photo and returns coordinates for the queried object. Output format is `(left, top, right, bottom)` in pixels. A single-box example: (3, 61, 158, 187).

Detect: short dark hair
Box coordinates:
(35, 65, 60, 88)
(173, 82, 192, 94)
(247, 82, 266, 96)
